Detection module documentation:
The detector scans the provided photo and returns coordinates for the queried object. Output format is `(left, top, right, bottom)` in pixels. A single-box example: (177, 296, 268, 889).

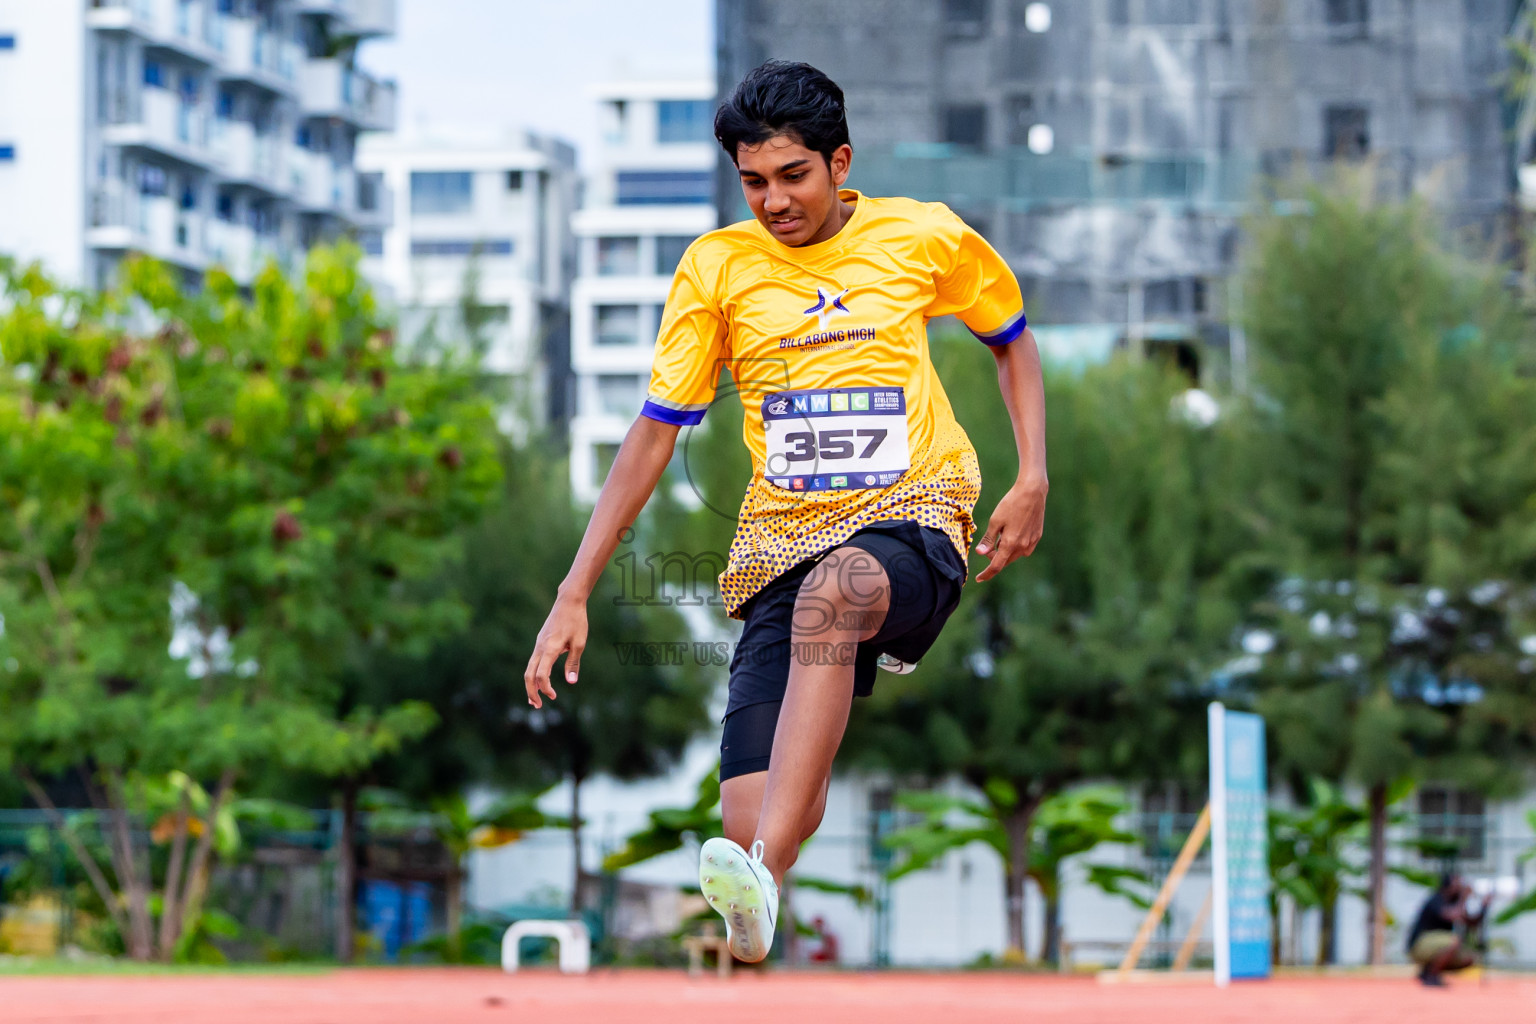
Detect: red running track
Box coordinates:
(3, 968, 1533, 1024)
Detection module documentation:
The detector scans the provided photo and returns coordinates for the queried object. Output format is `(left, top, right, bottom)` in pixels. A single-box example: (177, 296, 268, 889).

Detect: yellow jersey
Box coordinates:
(642, 189, 1026, 618)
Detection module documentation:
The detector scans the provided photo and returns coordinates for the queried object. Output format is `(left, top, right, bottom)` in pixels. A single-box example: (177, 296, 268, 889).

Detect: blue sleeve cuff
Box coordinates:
(640, 399, 708, 426)
(970, 309, 1028, 347)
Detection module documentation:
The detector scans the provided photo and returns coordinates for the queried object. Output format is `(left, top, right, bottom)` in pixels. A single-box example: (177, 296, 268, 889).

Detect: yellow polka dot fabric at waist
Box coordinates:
(719, 416, 980, 618)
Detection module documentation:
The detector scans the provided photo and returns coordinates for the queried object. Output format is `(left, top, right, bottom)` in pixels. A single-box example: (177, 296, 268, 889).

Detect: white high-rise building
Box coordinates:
(0, 0, 395, 291)
(569, 80, 716, 502)
(356, 129, 578, 434)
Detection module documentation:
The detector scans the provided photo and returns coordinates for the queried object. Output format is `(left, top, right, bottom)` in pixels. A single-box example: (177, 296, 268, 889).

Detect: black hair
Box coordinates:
(714, 60, 851, 166)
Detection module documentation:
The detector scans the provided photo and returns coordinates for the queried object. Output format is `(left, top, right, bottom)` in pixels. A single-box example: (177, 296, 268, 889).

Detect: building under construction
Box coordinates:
(715, 0, 1521, 379)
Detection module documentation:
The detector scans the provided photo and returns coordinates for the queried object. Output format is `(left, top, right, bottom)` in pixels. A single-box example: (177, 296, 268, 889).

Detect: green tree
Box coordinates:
(1266, 780, 1369, 966)
(882, 784, 1148, 962)
(0, 246, 500, 959)
(1493, 811, 1536, 926)
(1231, 180, 1536, 963)
(842, 345, 1232, 956)
(336, 245, 716, 926)
(602, 768, 723, 873)
(356, 431, 715, 914)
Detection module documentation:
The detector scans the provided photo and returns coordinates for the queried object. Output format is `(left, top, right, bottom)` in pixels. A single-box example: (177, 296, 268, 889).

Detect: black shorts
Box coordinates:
(719, 519, 966, 782)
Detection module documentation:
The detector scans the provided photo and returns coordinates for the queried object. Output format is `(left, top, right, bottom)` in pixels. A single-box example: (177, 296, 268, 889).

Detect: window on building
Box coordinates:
(359, 230, 383, 256)
(505, 170, 523, 191)
(0, 34, 16, 50)
(602, 99, 628, 145)
(615, 170, 713, 206)
(1324, 105, 1369, 159)
(1140, 783, 1206, 860)
(1008, 100, 1050, 147)
(1144, 0, 1199, 23)
(1144, 277, 1208, 318)
(1417, 787, 1487, 862)
(409, 238, 514, 257)
(409, 170, 474, 215)
(247, 201, 277, 236)
(655, 234, 695, 275)
(1217, 98, 1239, 153)
(143, 58, 165, 88)
(596, 374, 644, 417)
(596, 236, 641, 276)
(595, 304, 641, 346)
(943, 104, 988, 149)
(944, 0, 986, 38)
(137, 164, 168, 196)
(216, 190, 235, 221)
(1006, 93, 1034, 147)
(357, 172, 382, 212)
(1325, 0, 1369, 26)
(0, 144, 13, 161)
(657, 100, 713, 144)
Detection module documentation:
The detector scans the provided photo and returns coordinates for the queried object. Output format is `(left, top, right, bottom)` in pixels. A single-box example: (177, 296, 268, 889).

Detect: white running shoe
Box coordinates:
(699, 836, 779, 963)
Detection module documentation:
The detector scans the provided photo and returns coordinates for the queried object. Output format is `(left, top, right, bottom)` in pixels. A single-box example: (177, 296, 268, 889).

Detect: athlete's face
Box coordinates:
(735, 134, 853, 247)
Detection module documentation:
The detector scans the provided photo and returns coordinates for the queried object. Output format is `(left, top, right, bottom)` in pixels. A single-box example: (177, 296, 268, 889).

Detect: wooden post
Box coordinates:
(1116, 804, 1211, 977)
(1173, 888, 1213, 971)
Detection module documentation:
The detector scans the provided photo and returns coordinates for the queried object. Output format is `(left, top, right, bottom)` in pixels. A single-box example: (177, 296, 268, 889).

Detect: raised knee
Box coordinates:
(793, 547, 889, 637)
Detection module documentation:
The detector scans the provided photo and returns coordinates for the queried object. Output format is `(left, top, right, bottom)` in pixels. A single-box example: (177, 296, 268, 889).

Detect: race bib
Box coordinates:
(761, 386, 911, 491)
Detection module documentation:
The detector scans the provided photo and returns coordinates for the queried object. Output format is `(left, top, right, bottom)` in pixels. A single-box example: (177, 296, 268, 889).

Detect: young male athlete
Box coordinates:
(524, 60, 1048, 962)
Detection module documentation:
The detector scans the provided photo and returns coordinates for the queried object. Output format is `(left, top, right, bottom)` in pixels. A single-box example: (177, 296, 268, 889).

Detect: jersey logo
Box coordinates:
(802, 286, 851, 331)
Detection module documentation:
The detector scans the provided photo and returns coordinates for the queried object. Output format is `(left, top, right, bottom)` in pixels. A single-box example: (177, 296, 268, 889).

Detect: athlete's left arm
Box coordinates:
(973, 327, 1047, 582)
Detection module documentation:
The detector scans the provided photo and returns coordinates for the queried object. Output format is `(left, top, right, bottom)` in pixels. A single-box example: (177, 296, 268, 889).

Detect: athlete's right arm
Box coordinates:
(523, 414, 681, 708)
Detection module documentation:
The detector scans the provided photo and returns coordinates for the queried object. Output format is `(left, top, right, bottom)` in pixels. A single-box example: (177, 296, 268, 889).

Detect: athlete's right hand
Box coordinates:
(524, 593, 588, 709)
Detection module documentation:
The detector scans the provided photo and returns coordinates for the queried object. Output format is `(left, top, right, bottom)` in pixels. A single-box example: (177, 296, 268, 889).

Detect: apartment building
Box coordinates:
(568, 80, 717, 501)
(717, 0, 1519, 380)
(356, 130, 578, 434)
(0, 0, 395, 291)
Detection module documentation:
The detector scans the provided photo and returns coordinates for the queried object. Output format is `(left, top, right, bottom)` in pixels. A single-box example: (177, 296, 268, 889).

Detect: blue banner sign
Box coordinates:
(1209, 702, 1271, 984)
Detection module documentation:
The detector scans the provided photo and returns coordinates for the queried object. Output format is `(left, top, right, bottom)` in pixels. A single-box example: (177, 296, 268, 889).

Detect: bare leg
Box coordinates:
(721, 771, 831, 849)
(1428, 937, 1472, 974)
(753, 547, 889, 881)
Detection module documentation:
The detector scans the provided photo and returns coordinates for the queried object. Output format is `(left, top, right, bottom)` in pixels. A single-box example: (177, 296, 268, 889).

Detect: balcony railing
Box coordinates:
(293, 149, 337, 210)
(102, 86, 214, 166)
(89, 0, 222, 63)
(300, 60, 396, 130)
(88, 0, 155, 23)
(219, 17, 297, 89)
(207, 219, 256, 281)
(846, 148, 1261, 209)
(87, 182, 207, 269)
(89, 180, 135, 233)
(342, 0, 397, 37)
(213, 120, 285, 191)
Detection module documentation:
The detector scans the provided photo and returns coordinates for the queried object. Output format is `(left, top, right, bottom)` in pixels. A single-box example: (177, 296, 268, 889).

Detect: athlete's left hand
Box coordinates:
(973, 474, 1047, 582)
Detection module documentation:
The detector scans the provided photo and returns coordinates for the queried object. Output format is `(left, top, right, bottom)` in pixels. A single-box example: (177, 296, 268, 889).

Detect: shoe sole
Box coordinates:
(699, 838, 773, 963)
